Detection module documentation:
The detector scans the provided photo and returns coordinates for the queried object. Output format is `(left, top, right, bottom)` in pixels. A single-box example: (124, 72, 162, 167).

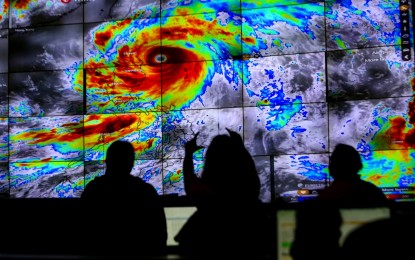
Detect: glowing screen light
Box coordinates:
(0, 29, 7, 74)
(0, 0, 8, 29)
(0, 162, 8, 195)
(0, 0, 413, 201)
(0, 118, 7, 163)
(9, 161, 84, 198)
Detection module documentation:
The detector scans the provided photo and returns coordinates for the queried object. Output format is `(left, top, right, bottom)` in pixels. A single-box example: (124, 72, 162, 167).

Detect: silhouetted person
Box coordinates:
(81, 140, 167, 257)
(318, 143, 388, 207)
(182, 129, 260, 202)
(174, 129, 272, 258)
(290, 200, 343, 260)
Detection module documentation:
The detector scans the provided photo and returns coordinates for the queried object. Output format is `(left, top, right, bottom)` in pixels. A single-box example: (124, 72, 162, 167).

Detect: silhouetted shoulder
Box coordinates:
(81, 174, 167, 257)
(81, 174, 160, 201)
(318, 178, 388, 207)
(81, 175, 105, 199)
(358, 179, 387, 197)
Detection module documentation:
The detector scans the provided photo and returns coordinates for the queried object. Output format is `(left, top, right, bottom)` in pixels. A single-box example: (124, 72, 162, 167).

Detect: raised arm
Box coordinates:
(183, 133, 210, 197)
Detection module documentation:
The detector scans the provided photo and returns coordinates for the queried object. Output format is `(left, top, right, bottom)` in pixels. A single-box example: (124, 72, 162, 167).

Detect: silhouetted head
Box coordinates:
(329, 143, 363, 180)
(204, 135, 235, 165)
(202, 135, 235, 184)
(105, 140, 135, 176)
(202, 133, 260, 199)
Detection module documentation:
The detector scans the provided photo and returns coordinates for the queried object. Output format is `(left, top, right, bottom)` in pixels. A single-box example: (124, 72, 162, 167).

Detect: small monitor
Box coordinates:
(276, 207, 390, 260)
(164, 206, 197, 247)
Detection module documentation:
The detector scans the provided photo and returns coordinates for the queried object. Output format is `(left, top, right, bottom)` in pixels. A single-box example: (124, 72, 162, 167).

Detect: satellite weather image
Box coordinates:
(0, 0, 413, 201)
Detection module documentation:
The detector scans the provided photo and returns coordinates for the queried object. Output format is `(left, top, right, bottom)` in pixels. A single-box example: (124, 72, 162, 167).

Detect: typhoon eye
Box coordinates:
(155, 54, 167, 63)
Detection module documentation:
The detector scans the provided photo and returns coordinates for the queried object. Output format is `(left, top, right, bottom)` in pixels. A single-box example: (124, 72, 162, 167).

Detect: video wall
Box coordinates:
(0, 0, 414, 202)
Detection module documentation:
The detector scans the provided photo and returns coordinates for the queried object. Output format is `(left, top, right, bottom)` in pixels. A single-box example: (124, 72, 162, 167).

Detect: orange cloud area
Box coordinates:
(374, 97, 415, 150)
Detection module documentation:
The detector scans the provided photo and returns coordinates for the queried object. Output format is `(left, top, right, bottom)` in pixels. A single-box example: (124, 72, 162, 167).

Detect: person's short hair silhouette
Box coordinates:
(81, 140, 167, 257)
(318, 143, 388, 207)
(329, 143, 363, 180)
(105, 139, 135, 174)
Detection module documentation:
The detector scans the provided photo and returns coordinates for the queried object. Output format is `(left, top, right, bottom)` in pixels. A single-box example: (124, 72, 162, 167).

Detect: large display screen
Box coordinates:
(0, 0, 413, 202)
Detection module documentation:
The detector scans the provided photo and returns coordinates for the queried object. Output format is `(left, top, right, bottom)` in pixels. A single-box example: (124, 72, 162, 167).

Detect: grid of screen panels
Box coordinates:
(0, 0, 414, 202)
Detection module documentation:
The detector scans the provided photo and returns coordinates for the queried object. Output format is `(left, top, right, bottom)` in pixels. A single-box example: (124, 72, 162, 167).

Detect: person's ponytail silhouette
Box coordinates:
(81, 140, 167, 257)
(174, 129, 271, 258)
(318, 143, 388, 207)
